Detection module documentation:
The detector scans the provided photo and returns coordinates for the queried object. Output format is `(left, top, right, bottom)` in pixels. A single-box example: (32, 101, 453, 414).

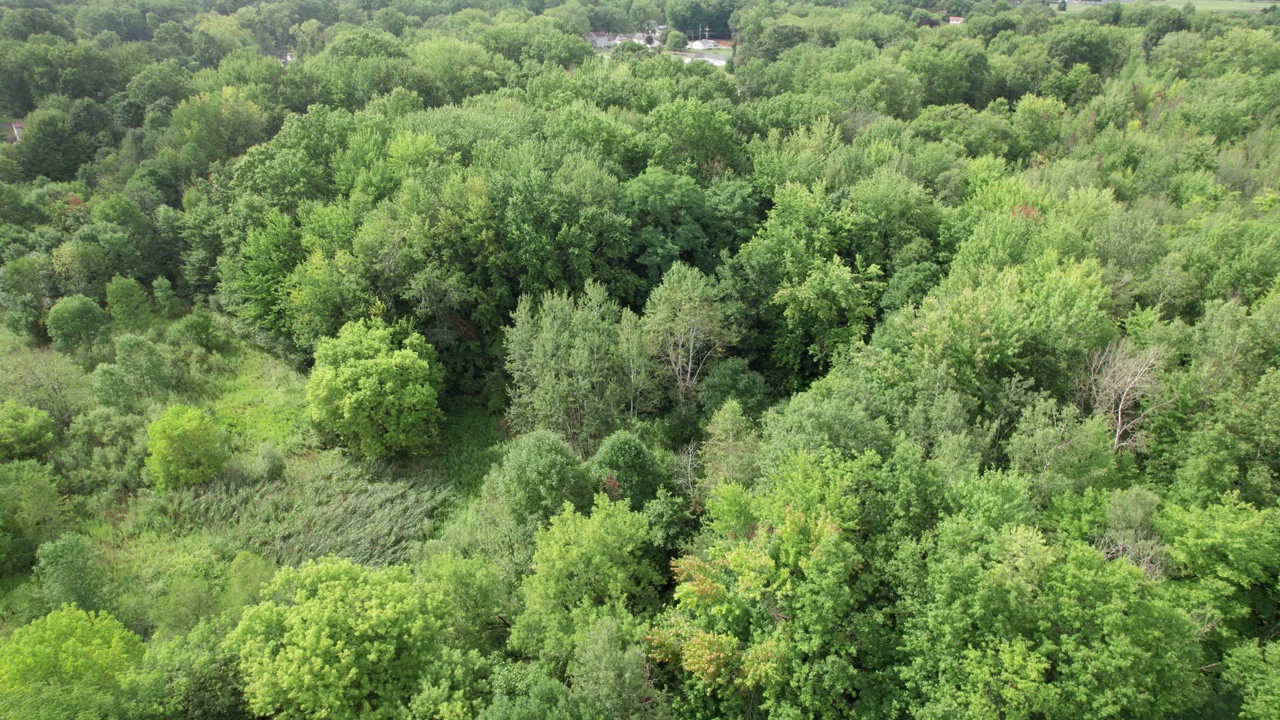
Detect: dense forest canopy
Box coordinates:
(1, 0, 1280, 716)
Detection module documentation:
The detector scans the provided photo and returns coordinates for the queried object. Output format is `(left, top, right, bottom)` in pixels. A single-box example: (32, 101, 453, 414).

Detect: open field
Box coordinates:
(1178, 0, 1277, 11)
(1066, 0, 1277, 10)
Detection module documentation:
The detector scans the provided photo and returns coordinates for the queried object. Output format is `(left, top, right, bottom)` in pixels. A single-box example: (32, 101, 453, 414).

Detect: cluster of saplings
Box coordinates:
(2, 0, 1280, 716)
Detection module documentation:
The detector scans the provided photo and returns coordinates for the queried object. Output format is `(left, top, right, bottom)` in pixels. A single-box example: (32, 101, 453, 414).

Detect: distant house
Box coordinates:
(595, 31, 661, 50)
(688, 38, 719, 50)
(624, 32, 662, 47)
(948, 16, 965, 24)
(274, 51, 294, 66)
(10, 122, 22, 142)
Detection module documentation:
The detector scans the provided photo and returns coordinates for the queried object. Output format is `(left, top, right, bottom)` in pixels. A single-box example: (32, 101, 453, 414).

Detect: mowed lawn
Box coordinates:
(1065, 0, 1277, 11)
(1181, 0, 1277, 10)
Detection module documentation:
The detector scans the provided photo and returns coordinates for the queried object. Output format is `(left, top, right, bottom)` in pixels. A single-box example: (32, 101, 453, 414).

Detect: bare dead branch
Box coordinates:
(1080, 340, 1170, 451)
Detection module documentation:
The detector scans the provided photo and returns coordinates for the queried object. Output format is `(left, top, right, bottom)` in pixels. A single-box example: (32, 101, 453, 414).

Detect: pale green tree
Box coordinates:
(306, 319, 445, 459)
(0, 607, 144, 719)
(899, 521, 1203, 719)
(146, 404, 227, 491)
(225, 557, 483, 720)
(1226, 641, 1280, 720)
(643, 263, 732, 412)
(650, 451, 889, 718)
(699, 399, 760, 492)
(0, 402, 55, 462)
(510, 496, 661, 669)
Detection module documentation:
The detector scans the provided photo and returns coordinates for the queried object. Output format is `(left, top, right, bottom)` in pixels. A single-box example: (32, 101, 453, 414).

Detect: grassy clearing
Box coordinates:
(177, 394, 503, 567)
(0, 326, 21, 353)
(1, 313, 506, 590)
(183, 449, 452, 566)
(416, 399, 505, 496)
(202, 338, 502, 482)
(207, 348, 310, 455)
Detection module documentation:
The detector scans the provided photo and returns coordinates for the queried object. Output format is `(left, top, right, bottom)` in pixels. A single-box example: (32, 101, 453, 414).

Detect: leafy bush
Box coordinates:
(0, 401, 56, 462)
(0, 607, 145, 719)
(146, 404, 227, 491)
(307, 319, 445, 459)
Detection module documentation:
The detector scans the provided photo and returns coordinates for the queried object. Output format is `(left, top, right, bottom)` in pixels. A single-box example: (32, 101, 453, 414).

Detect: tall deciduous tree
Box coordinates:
(93, 334, 170, 410)
(506, 282, 626, 456)
(643, 263, 731, 412)
(227, 210, 303, 332)
(900, 520, 1203, 719)
(0, 460, 65, 576)
(12, 107, 90, 181)
(35, 533, 111, 612)
(650, 449, 904, 718)
(1226, 641, 1280, 720)
(104, 276, 152, 332)
(46, 295, 108, 359)
(510, 496, 661, 669)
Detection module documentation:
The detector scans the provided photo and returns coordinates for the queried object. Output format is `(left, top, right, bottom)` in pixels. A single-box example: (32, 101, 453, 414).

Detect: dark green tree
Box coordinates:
(46, 295, 109, 358)
(490, 430, 594, 526)
(0, 460, 65, 576)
